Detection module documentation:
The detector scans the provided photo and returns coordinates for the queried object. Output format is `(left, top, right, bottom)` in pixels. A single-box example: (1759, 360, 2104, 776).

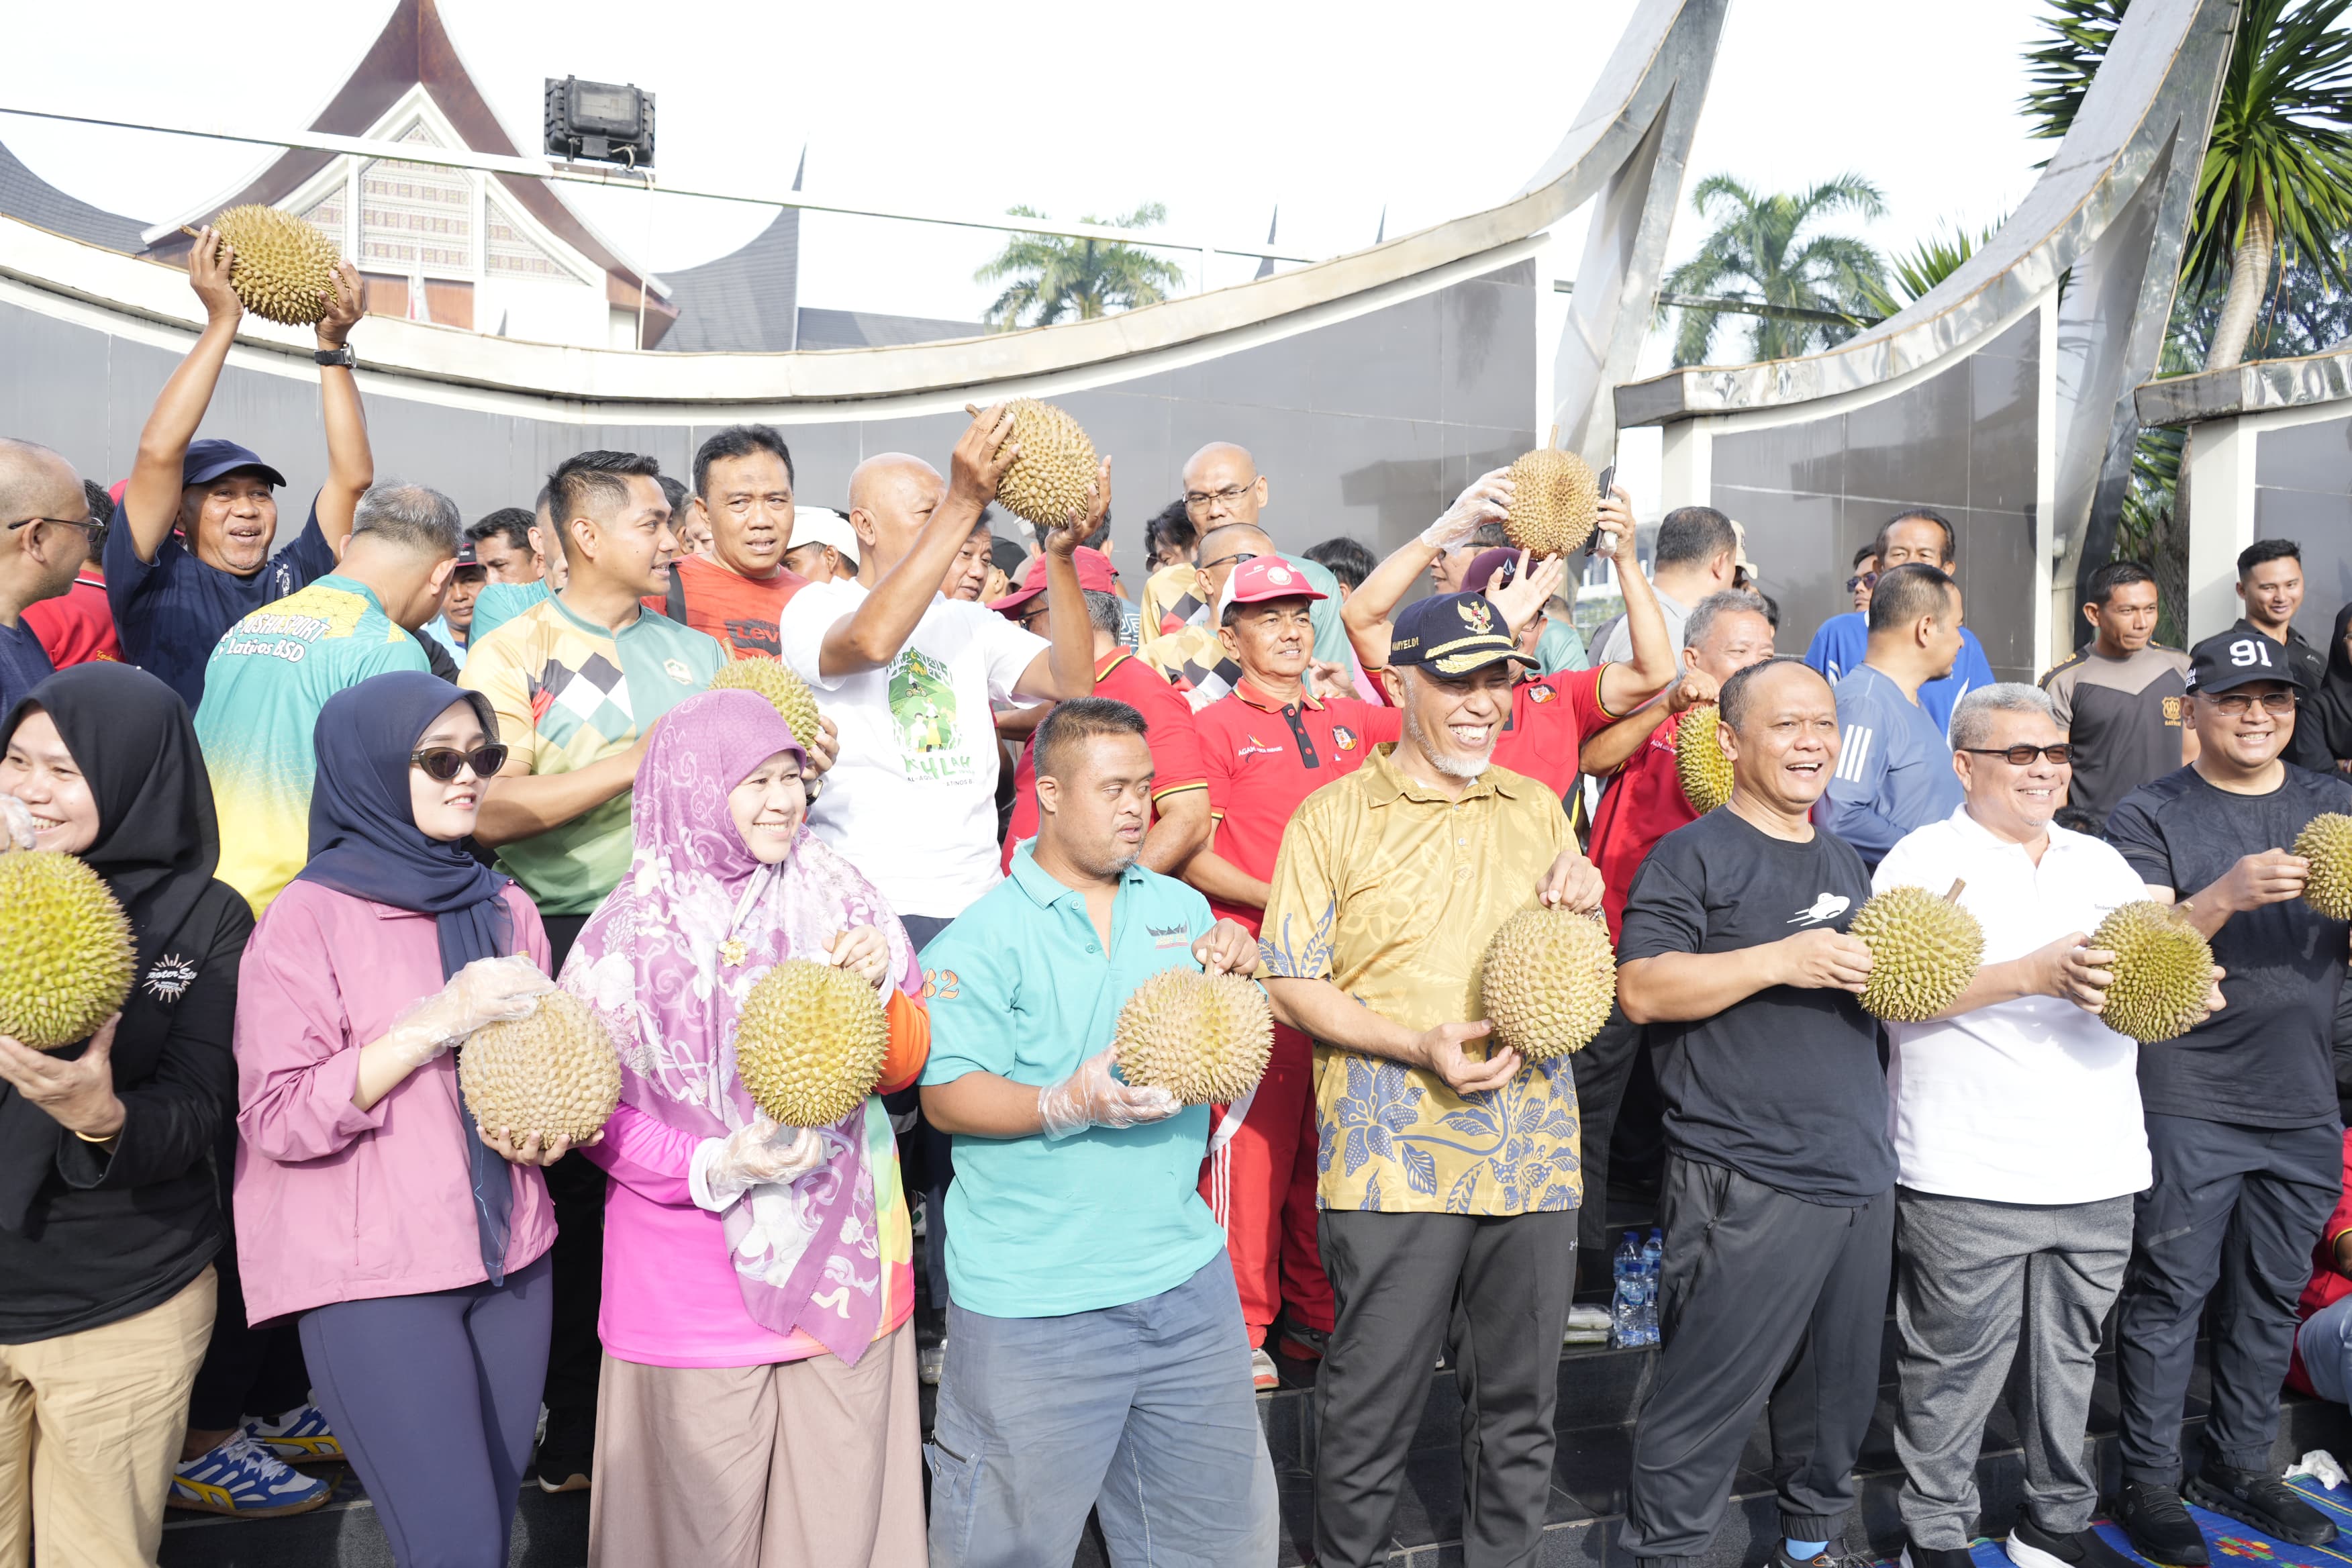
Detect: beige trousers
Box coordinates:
(588, 1320, 925, 1568)
(0, 1267, 217, 1568)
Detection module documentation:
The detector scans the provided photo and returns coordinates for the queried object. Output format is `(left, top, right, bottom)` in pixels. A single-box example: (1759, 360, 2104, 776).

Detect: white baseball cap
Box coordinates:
(788, 507, 859, 567)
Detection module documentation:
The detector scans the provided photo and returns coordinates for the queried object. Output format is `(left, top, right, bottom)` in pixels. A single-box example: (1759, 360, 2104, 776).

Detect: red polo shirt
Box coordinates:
(1195, 678, 1403, 934)
(1589, 705, 1702, 942)
(21, 571, 121, 669)
(1491, 667, 1614, 801)
(1000, 649, 1208, 871)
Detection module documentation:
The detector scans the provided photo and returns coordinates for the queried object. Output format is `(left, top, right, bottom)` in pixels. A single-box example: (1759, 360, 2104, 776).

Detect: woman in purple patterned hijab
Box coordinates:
(561, 687, 929, 1567)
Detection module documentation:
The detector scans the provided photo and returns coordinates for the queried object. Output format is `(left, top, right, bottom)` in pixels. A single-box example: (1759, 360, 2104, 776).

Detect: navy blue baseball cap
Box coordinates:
(181, 439, 287, 490)
(1387, 592, 1535, 676)
(2186, 627, 2310, 695)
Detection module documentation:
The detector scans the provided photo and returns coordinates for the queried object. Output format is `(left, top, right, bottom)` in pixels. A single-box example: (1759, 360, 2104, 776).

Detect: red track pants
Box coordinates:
(1199, 1024, 1334, 1348)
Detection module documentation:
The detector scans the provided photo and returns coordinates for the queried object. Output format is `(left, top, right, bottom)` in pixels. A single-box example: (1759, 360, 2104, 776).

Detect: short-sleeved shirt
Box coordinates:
(1826, 663, 1965, 868)
(641, 554, 809, 662)
(195, 575, 432, 914)
(1589, 707, 1705, 943)
(1194, 679, 1402, 934)
(0, 621, 54, 716)
(1618, 809, 1893, 1205)
(1258, 744, 1582, 1215)
(1139, 554, 1356, 704)
(2104, 764, 2352, 1129)
(21, 573, 121, 669)
(1490, 666, 1616, 802)
(105, 493, 338, 712)
(469, 580, 552, 646)
(999, 649, 1207, 871)
(2230, 620, 2335, 775)
(918, 849, 1226, 1318)
(780, 579, 1048, 920)
(2041, 642, 2192, 826)
(1805, 614, 1998, 735)
(460, 596, 725, 915)
(1596, 590, 1689, 667)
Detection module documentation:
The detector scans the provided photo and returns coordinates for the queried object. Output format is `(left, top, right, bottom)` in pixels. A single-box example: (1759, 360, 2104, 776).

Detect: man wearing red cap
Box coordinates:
(993, 547, 1210, 874)
(1182, 554, 1403, 1387)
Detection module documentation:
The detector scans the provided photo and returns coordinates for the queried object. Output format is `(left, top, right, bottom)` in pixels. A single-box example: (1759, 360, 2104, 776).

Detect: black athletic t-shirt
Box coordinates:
(1618, 809, 1894, 1205)
(2105, 763, 2352, 1128)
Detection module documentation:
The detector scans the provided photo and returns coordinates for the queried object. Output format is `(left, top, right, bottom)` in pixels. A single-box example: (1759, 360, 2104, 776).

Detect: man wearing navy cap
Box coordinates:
(107, 224, 373, 711)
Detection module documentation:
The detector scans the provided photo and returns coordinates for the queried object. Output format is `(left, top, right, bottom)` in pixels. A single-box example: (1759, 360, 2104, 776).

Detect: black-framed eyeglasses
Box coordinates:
(1959, 744, 2075, 766)
(7, 515, 107, 550)
(1183, 483, 1255, 515)
(1199, 550, 1257, 575)
(2201, 689, 2299, 716)
(409, 744, 508, 782)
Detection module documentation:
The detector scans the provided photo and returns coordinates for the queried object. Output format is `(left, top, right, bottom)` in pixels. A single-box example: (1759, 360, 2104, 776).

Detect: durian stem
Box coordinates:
(1548, 423, 1560, 449)
(1943, 879, 1966, 903)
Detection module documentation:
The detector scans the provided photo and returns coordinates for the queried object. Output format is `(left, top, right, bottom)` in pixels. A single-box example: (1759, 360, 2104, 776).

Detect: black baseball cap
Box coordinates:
(181, 438, 287, 490)
(2186, 627, 2310, 696)
(451, 541, 485, 575)
(1387, 592, 1535, 676)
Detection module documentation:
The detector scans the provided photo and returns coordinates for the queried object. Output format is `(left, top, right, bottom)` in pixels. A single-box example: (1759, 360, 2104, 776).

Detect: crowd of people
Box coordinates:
(7, 239, 2352, 1568)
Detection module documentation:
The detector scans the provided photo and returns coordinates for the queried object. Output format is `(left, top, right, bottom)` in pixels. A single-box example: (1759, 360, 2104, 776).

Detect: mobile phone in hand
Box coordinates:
(1591, 463, 1618, 558)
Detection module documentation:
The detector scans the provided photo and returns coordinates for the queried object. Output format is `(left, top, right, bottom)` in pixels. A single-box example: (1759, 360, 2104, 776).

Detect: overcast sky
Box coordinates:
(7, 0, 2057, 331)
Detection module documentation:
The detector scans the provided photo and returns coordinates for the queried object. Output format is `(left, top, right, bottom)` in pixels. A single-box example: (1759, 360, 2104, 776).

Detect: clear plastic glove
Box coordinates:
(378, 955, 554, 1075)
(698, 1116, 827, 1208)
(0, 795, 36, 852)
(1417, 467, 1514, 550)
(1037, 1047, 1181, 1140)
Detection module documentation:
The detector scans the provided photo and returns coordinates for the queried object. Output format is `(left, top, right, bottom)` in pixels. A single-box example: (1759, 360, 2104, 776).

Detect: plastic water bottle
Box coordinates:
(1638, 1228, 1665, 1346)
(1611, 1231, 1643, 1348)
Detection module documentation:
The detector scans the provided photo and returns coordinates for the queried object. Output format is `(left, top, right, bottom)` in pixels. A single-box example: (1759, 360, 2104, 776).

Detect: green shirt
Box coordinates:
(469, 580, 552, 646)
(919, 847, 1228, 1317)
(460, 594, 724, 914)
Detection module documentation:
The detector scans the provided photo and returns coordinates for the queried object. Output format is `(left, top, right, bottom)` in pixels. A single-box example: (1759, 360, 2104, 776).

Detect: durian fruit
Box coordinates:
(1480, 906, 1615, 1063)
(1502, 447, 1600, 557)
(2091, 899, 2217, 1044)
(0, 850, 135, 1050)
(736, 959, 891, 1126)
(205, 206, 344, 326)
(988, 399, 1098, 530)
(458, 991, 622, 1143)
(1853, 882, 1985, 1023)
(1114, 969, 1273, 1104)
(1675, 709, 1734, 814)
(707, 657, 823, 749)
(2295, 812, 2352, 920)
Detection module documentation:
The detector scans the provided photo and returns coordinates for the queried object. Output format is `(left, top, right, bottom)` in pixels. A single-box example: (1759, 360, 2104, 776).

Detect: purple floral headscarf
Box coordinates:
(560, 689, 919, 1364)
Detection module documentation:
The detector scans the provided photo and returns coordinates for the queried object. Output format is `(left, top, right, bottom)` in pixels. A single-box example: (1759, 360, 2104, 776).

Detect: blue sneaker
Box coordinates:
(246, 1402, 342, 1463)
(169, 1433, 332, 1516)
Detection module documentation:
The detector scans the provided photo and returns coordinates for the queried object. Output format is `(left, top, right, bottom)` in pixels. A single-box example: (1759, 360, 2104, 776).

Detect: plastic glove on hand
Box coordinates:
(379, 955, 556, 1074)
(1036, 1047, 1180, 1140)
(701, 1116, 828, 1206)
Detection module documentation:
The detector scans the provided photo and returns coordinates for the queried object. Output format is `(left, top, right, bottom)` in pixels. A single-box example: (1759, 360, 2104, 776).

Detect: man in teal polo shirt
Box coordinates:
(920, 697, 1277, 1568)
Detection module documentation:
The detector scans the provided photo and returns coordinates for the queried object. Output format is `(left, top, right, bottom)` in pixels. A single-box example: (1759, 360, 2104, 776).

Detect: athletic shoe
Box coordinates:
(168, 1433, 332, 1517)
(1273, 1314, 1328, 1362)
(1250, 1346, 1279, 1391)
(1771, 1542, 1871, 1568)
(245, 1402, 342, 1463)
(2115, 1482, 2209, 1567)
(2006, 1515, 2139, 1568)
(1900, 1542, 1976, 1568)
(532, 1415, 593, 1496)
(2186, 1463, 2337, 1547)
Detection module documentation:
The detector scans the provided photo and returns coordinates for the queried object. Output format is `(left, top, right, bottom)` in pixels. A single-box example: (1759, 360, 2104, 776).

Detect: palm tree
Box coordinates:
(2022, 0, 2352, 369)
(1661, 174, 1891, 365)
(1860, 218, 2006, 317)
(974, 204, 1190, 330)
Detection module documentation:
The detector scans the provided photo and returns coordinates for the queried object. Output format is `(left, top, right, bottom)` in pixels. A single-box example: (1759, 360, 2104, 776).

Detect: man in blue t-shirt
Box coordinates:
(919, 697, 1276, 1567)
(1825, 563, 1968, 868)
(1804, 508, 1996, 734)
(0, 440, 100, 714)
(105, 223, 373, 712)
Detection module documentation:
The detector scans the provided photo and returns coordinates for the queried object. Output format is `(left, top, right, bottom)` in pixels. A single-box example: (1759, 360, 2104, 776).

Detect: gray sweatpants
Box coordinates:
(1892, 1189, 2133, 1548)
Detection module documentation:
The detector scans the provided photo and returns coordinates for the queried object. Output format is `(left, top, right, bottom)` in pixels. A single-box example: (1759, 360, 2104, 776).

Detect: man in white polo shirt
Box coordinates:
(1872, 683, 2204, 1568)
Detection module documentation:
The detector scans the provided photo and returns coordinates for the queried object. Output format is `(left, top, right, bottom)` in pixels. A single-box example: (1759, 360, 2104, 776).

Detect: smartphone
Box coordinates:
(1591, 463, 1618, 559)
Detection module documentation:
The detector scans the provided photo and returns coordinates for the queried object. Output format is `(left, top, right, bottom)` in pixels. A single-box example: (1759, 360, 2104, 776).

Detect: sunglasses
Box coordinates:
(1959, 744, 2074, 766)
(409, 744, 508, 783)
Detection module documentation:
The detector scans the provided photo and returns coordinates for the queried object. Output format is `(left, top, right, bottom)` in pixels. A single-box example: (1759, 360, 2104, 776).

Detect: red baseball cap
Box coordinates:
(1215, 554, 1327, 621)
(988, 546, 1118, 616)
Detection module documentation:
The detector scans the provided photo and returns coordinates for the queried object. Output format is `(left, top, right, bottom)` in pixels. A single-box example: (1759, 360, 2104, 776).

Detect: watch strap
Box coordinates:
(313, 345, 356, 368)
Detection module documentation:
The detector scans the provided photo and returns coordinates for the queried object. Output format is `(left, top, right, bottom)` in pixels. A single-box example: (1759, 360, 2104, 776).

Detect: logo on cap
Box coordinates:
(1267, 566, 1293, 586)
(1458, 599, 1493, 635)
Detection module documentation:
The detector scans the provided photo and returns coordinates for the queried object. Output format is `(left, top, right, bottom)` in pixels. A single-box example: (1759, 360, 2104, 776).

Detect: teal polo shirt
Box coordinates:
(920, 846, 1228, 1318)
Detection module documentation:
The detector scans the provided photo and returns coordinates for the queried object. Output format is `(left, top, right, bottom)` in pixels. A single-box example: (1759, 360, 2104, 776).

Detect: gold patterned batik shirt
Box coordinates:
(1257, 742, 1584, 1216)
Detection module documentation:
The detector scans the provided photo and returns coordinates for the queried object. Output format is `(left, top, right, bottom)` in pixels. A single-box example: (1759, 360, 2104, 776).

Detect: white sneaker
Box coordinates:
(1250, 1346, 1279, 1390)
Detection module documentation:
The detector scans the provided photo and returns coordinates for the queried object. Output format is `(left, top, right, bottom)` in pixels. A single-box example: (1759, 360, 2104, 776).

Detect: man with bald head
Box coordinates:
(0, 440, 98, 713)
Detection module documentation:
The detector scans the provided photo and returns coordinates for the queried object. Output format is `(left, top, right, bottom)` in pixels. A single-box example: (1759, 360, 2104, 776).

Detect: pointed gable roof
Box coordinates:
(0, 140, 146, 252)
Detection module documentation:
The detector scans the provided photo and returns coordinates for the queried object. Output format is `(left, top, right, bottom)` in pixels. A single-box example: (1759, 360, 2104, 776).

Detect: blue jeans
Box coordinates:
(926, 1257, 1279, 1567)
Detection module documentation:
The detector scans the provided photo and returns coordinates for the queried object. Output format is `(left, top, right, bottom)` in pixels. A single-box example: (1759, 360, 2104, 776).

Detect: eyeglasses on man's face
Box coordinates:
(1959, 744, 2073, 767)
(7, 514, 107, 550)
(1183, 482, 1256, 516)
(2200, 689, 2298, 718)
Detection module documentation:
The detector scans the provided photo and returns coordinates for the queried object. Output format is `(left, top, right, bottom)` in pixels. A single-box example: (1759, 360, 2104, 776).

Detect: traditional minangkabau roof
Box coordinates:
(659, 149, 801, 352)
(0, 138, 147, 252)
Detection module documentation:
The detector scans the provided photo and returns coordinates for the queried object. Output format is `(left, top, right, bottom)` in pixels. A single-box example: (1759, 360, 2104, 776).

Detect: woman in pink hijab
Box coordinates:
(560, 689, 929, 1567)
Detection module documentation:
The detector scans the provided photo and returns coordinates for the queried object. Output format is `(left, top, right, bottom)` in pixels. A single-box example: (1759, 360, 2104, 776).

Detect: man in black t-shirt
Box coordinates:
(1616, 658, 1895, 1568)
(2105, 628, 2351, 1565)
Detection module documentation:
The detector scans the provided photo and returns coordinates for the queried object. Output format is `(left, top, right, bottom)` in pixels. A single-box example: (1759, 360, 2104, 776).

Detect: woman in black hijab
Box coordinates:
(0, 663, 254, 1565)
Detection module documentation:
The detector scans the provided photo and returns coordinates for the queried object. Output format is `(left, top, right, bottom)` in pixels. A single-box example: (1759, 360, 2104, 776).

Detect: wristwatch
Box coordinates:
(313, 345, 356, 369)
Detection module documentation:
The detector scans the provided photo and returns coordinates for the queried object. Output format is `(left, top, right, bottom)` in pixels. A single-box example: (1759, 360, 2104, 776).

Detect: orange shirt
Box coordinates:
(643, 554, 809, 660)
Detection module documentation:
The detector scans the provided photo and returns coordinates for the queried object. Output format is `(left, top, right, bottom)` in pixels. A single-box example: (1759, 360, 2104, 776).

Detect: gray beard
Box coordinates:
(1402, 702, 1490, 780)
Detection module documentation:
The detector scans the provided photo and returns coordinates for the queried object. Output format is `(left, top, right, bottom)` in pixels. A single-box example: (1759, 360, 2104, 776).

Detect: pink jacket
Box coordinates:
(232, 880, 558, 1326)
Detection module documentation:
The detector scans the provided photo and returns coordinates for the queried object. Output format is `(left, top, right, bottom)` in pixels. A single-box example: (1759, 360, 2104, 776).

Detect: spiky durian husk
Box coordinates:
(1674, 709, 1734, 814)
(1479, 906, 1615, 1063)
(209, 205, 343, 326)
(1114, 969, 1273, 1105)
(2092, 899, 2216, 1044)
(1852, 885, 1986, 1023)
(736, 960, 891, 1127)
(707, 658, 824, 750)
(2296, 812, 2352, 921)
(458, 991, 622, 1142)
(0, 850, 135, 1050)
(991, 400, 1097, 528)
(1502, 448, 1599, 558)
